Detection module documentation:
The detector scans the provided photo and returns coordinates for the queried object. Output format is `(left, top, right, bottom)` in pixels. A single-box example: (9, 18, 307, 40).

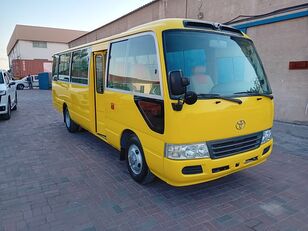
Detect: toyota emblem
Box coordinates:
(236, 120, 246, 130)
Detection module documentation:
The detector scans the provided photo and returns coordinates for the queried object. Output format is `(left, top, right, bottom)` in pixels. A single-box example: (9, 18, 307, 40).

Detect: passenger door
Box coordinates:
(94, 51, 107, 137)
(33, 75, 39, 87)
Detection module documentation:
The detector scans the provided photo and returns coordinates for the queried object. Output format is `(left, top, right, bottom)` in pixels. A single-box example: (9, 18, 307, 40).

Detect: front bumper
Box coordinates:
(162, 139, 273, 186)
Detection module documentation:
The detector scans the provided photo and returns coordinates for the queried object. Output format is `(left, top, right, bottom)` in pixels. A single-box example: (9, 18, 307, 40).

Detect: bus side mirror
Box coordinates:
(169, 70, 189, 96)
(169, 70, 197, 111)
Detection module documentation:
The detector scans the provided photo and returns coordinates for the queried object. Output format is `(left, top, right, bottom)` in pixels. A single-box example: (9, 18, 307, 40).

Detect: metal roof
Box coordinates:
(7, 25, 87, 55)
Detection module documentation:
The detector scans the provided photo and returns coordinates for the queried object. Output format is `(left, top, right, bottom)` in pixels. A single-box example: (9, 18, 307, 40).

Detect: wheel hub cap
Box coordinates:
(128, 144, 142, 175)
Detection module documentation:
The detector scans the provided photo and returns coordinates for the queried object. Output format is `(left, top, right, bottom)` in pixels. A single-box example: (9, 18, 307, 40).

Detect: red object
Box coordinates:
(12, 59, 52, 79)
(138, 101, 161, 117)
(111, 103, 115, 110)
(289, 61, 308, 70)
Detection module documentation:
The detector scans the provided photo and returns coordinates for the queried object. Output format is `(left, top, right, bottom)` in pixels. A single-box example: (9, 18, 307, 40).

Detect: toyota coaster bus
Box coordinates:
(52, 19, 274, 186)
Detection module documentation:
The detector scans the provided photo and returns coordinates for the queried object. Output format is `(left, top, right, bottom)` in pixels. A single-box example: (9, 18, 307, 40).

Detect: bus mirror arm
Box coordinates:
(172, 91, 198, 111)
(169, 70, 197, 111)
(184, 91, 198, 105)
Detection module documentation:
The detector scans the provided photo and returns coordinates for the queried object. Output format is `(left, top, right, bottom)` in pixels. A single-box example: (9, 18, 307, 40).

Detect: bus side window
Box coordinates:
(52, 55, 59, 80)
(58, 53, 71, 82)
(71, 49, 89, 85)
(108, 34, 161, 96)
(95, 54, 105, 93)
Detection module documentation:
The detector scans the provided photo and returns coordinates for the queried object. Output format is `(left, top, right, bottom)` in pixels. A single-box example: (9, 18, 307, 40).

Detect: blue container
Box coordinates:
(38, 72, 50, 90)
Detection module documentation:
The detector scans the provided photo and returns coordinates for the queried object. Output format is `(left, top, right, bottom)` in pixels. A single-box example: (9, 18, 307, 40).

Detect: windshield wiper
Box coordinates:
(234, 91, 274, 100)
(198, 94, 242, 104)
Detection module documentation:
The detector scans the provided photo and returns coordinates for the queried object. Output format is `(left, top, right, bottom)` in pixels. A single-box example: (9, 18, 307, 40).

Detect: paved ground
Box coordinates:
(0, 90, 307, 231)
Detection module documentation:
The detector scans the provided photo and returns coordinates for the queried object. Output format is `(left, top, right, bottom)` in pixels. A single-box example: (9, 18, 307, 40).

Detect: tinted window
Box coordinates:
(71, 49, 89, 84)
(52, 55, 59, 80)
(58, 53, 71, 81)
(108, 34, 160, 96)
(0, 73, 4, 84)
(95, 54, 105, 93)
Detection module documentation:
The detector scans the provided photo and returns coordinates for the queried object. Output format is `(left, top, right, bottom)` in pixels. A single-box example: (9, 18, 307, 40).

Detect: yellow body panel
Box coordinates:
(52, 18, 274, 186)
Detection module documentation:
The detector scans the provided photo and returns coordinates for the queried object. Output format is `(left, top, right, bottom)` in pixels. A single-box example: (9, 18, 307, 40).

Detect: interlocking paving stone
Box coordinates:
(0, 90, 307, 231)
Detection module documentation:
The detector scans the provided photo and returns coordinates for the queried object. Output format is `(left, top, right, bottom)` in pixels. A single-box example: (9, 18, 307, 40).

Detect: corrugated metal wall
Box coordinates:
(12, 59, 52, 79)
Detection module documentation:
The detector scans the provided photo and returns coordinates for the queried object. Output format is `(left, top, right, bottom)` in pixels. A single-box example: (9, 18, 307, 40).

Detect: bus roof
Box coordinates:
(54, 18, 245, 55)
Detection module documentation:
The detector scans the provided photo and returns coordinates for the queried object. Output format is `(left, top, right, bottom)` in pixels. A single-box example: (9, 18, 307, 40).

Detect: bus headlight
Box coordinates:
(261, 129, 272, 144)
(165, 143, 209, 160)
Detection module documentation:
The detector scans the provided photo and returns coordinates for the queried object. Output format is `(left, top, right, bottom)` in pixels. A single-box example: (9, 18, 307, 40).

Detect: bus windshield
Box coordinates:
(163, 30, 271, 97)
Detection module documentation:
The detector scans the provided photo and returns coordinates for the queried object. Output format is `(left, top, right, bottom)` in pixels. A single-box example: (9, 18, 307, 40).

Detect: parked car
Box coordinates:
(0, 70, 17, 120)
(12, 75, 39, 90)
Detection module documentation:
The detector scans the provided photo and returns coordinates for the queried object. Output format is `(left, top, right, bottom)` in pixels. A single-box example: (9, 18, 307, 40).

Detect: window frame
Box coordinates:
(55, 47, 91, 85)
(33, 41, 47, 48)
(58, 52, 71, 82)
(95, 53, 106, 94)
(106, 32, 163, 100)
(70, 48, 90, 85)
(52, 55, 59, 80)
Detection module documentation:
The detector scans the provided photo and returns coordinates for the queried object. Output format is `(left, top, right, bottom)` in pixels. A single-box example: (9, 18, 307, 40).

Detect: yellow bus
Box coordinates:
(52, 19, 274, 186)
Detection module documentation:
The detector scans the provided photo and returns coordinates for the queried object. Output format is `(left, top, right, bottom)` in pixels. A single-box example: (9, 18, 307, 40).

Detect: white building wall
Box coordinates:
(17, 41, 68, 61)
(8, 42, 21, 66)
(8, 40, 68, 64)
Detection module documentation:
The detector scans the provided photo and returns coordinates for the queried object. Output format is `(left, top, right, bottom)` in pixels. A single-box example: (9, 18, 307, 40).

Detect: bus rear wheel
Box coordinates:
(64, 107, 79, 133)
(126, 135, 155, 184)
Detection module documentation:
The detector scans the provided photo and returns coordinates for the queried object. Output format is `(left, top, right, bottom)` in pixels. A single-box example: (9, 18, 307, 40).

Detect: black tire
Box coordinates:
(125, 135, 155, 184)
(64, 107, 79, 133)
(12, 92, 17, 111)
(3, 99, 11, 120)
(17, 84, 24, 90)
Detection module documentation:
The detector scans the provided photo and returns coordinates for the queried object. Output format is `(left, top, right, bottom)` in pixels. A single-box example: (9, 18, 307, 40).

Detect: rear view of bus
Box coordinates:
(161, 20, 274, 186)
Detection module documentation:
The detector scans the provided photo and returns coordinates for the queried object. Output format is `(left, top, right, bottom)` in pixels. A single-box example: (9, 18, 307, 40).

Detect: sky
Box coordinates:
(0, 0, 153, 70)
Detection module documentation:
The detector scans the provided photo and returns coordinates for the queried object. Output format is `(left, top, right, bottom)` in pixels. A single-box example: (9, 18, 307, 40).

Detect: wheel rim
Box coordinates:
(65, 109, 71, 128)
(128, 144, 143, 175)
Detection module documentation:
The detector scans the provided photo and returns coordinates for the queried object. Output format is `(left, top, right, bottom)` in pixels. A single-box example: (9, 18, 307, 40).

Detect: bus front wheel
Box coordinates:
(126, 135, 155, 184)
(64, 107, 79, 133)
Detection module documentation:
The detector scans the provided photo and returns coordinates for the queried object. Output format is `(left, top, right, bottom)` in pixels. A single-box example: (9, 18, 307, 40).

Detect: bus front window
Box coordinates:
(163, 30, 272, 98)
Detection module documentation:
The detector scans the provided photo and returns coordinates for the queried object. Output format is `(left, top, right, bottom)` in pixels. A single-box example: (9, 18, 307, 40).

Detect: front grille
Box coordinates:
(208, 132, 262, 159)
